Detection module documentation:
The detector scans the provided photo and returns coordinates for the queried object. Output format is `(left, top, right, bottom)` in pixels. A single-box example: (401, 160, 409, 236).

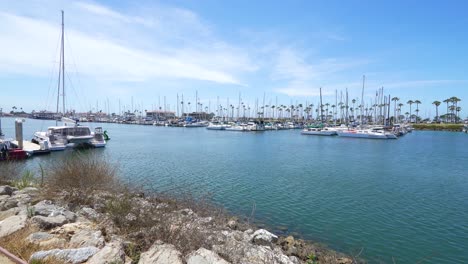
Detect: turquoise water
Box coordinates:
(2, 117, 468, 263)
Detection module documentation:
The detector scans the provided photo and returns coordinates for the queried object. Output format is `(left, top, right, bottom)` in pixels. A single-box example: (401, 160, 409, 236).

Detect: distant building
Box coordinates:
(146, 110, 176, 120)
(182, 112, 214, 120)
(32, 110, 56, 120)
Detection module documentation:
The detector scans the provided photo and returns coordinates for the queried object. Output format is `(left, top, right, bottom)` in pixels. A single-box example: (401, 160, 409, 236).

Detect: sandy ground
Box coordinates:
(0, 254, 16, 264)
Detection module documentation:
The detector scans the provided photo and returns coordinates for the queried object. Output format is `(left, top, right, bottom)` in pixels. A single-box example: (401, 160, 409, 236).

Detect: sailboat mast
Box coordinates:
(361, 75, 365, 128)
(319, 87, 323, 123)
(61, 10, 65, 115)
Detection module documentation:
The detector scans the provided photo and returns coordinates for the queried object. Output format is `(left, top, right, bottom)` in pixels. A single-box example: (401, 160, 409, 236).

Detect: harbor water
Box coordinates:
(2, 117, 468, 263)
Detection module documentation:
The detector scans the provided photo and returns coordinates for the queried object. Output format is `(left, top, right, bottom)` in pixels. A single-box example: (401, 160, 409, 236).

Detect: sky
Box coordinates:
(0, 0, 467, 118)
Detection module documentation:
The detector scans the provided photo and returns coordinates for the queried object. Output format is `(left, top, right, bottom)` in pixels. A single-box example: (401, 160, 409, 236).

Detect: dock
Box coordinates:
(11, 140, 50, 155)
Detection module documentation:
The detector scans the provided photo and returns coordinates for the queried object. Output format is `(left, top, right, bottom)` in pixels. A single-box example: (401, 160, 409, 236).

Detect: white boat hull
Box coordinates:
(301, 130, 337, 136)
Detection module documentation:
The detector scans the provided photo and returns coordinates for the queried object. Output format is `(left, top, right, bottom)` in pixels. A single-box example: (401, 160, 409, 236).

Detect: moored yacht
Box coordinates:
(33, 118, 106, 150)
(301, 127, 337, 136)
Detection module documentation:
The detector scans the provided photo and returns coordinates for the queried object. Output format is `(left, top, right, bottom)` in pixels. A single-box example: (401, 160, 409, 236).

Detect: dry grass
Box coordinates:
(0, 224, 40, 261)
(41, 153, 121, 207)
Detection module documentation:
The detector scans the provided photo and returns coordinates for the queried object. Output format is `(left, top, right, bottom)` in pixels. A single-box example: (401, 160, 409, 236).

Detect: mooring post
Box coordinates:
(15, 119, 25, 149)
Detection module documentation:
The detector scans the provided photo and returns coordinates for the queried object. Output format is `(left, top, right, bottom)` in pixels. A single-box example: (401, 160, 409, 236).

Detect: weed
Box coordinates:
(13, 170, 36, 189)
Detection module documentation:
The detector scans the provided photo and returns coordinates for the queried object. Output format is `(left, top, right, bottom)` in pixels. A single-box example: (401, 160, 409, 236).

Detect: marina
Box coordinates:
(1, 117, 467, 263)
(1, 2, 468, 264)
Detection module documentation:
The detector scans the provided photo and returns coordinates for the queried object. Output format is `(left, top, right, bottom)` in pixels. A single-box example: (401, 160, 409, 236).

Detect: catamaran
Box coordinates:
(32, 11, 107, 150)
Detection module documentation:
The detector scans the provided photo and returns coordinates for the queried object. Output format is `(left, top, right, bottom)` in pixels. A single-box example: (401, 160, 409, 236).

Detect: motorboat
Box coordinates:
(301, 127, 337, 136)
(337, 128, 396, 139)
(206, 121, 228, 130)
(0, 139, 28, 161)
(184, 121, 208, 127)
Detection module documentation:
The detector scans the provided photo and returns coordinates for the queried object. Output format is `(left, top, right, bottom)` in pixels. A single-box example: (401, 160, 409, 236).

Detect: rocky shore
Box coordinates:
(0, 184, 357, 264)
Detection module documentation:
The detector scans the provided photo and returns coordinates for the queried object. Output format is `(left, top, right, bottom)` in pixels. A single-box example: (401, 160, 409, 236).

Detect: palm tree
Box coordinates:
(450, 97, 461, 122)
(443, 99, 450, 123)
(432, 101, 441, 122)
(414, 100, 421, 123)
(405, 112, 410, 121)
(391, 97, 399, 124)
(407, 100, 414, 123)
(456, 107, 461, 122)
(398, 103, 404, 123)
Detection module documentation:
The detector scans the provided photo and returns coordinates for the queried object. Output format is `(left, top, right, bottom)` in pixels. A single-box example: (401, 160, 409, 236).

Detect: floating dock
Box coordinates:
(11, 140, 50, 155)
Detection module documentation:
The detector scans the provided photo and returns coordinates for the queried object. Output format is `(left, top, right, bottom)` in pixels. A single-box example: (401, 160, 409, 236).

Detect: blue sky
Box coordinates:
(0, 0, 467, 118)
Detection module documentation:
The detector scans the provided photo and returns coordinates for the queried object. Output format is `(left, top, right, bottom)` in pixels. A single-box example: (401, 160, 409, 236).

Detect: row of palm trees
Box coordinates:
(432, 97, 462, 123)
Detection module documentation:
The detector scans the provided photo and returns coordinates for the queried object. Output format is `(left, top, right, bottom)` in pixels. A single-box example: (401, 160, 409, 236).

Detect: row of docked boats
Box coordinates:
(301, 124, 413, 139)
(0, 118, 108, 161)
(206, 121, 265, 131)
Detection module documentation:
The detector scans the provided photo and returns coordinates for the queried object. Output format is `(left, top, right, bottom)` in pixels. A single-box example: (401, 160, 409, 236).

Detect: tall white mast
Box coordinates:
(61, 10, 65, 115)
(361, 75, 365, 128)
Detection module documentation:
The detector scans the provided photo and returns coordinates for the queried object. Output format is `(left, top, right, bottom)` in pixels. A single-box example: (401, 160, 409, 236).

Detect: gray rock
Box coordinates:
(34, 200, 76, 222)
(13, 193, 33, 206)
(0, 198, 18, 211)
(213, 237, 293, 264)
(250, 229, 279, 246)
(30, 247, 99, 264)
(27, 232, 54, 243)
(0, 214, 27, 238)
(69, 229, 105, 248)
(87, 242, 126, 264)
(40, 237, 68, 248)
(138, 241, 183, 264)
(0, 207, 20, 221)
(0, 186, 13, 196)
(227, 219, 238, 230)
(186, 248, 230, 264)
(16, 187, 39, 195)
(79, 207, 100, 221)
(31, 215, 68, 229)
(289, 256, 301, 264)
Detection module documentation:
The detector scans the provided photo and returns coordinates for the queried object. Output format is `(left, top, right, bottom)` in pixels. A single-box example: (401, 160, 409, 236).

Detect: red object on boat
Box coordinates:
(6, 149, 27, 160)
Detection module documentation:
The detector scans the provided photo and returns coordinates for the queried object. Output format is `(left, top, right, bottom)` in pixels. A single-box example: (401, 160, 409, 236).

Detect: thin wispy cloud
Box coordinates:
(0, 1, 256, 86)
(272, 48, 369, 97)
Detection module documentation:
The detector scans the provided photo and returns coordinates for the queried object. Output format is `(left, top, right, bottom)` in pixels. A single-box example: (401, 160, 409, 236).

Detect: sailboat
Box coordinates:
(32, 11, 107, 150)
(337, 76, 396, 140)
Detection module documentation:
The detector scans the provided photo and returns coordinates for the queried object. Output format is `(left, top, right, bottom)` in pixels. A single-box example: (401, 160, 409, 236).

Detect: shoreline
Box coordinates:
(412, 123, 465, 132)
(0, 157, 359, 264)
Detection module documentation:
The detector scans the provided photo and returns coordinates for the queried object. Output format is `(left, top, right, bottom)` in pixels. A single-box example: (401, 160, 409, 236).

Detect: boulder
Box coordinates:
(33, 200, 76, 222)
(186, 248, 230, 264)
(0, 186, 13, 196)
(0, 198, 18, 211)
(138, 242, 183, 264)
(212, 237, 293, 264)
(69, 229, 105, 248)
(227, 219, 238, 230)
(87, 242, 126, 264)
(79, 207, 100, 221)
(250, 229, 279, 246)
(15, 187, 39, 195)
(29, 247, 99, 264)
(50, 222, 92, 236)
(27, 232, 54, 243)
(31, 215, 68, 230)
(39, 237, 68, 248)
(0, 214, 27, 238)
(0, 207, 20, 221)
